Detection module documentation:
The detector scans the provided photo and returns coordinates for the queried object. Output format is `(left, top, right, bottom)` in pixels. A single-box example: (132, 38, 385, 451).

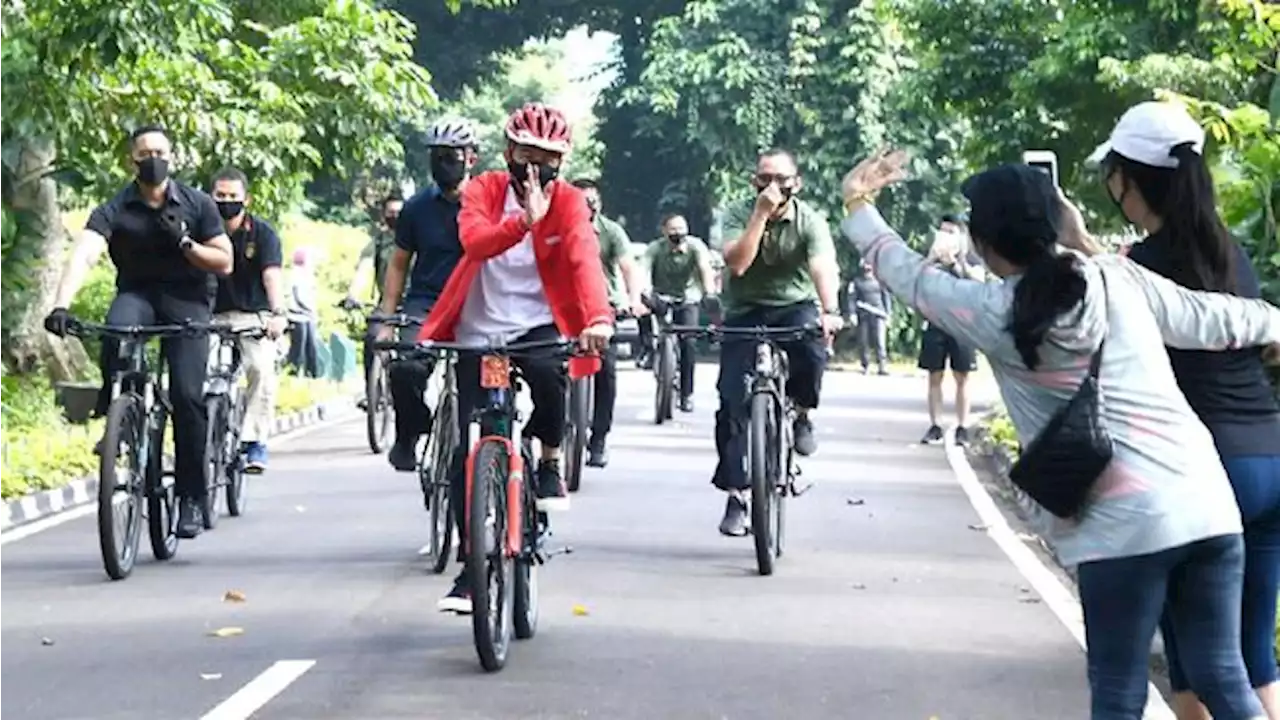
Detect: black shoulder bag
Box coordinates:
(1007, 271, 1114, 519)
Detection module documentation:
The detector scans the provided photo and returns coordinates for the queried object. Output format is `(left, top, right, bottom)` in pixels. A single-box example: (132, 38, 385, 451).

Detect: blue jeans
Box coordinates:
(1077, 534, 1263, 719)
(1164, 454, 1280, 692)
(711, 301, 825, 491)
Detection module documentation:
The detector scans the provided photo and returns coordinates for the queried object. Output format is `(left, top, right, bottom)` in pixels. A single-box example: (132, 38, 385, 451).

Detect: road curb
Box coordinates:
(1, 397, 355, 534)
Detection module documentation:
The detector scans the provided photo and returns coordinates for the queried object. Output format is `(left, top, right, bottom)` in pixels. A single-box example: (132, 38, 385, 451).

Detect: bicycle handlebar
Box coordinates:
(367, 312, 425, 328)
(67, 318, 221, 339)
(664, 323, 824, 341)
(371, 336, 598, 358)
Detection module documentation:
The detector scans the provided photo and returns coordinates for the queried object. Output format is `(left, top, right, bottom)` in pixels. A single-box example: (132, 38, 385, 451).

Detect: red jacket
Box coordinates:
(418, 171, 613, 377)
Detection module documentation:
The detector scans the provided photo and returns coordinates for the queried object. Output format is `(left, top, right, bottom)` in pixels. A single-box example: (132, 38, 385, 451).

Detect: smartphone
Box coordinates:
(1022, 150, 1059, 187)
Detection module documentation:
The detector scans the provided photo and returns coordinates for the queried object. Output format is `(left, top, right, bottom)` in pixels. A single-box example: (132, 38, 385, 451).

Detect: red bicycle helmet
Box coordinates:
(504, 102, 572, 154)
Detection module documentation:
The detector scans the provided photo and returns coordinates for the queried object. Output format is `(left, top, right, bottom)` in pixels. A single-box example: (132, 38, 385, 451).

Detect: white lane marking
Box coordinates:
(943, 430, 1175, 720)
(200, 660, 315, 720)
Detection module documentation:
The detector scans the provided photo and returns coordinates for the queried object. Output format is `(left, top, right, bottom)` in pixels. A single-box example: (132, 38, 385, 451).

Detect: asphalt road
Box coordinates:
(2, 365, 1091, 720)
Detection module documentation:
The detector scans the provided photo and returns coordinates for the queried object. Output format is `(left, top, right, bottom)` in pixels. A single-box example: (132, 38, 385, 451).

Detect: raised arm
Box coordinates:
(457, 176, 529, 260)
(841, 205, 1010, 353)
(1120, 257, 1280, 351)
(721, 202, 770, 276)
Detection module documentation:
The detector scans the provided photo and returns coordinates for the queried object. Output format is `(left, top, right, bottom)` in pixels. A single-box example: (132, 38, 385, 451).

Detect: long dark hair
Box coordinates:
(1106, 146, 1235, 292)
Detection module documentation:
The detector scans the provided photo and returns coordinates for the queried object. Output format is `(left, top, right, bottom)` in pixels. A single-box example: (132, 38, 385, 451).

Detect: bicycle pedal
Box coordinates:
(790, 482, 815, 497)
(545, 545, 574, 559)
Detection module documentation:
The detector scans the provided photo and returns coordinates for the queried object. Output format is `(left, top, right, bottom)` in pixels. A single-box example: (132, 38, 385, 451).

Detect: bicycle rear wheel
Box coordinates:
(749, 392, 780, 576)
(147, 406, 179, 561)
(565, 377, 591, 493)
(225, 392, 249, 517)
(98, 395, 146, 581)
(423, 390, 456, 575)
(202, 395, 227, 530)
(468, 439, 514, 672)
(654, 335, 675, 424)
(366, 353, 392, 454)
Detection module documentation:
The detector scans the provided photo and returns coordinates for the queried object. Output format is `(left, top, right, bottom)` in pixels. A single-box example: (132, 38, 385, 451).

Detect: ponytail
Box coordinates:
(1009, 251, 1088, 370)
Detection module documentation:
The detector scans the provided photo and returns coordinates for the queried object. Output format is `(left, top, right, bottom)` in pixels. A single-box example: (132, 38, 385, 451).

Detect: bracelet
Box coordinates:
(843, 193, 875, 214)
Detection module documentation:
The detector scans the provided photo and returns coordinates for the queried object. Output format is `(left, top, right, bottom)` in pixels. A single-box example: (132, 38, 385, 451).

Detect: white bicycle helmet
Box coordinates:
(424, 118, 479, 149)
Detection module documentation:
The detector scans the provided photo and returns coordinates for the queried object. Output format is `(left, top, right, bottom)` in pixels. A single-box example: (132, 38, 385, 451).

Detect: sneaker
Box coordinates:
(535, 458, 570, 512)
(954, 426, 970, 447)
(437, 573, 473, 614)
(244, 442, 267, 474)
(357, 397, 369, 411)
(586, 440, 608, 468)
(388, 439, 417, 472)
(793, 415, 817, 457)
(679, 395, 694, 413)
(177, 498, 203, 539)
(877, 367, 890, 376)
(921, 425, 944, 445)
(861, 366, 870, 376)
(718, 492, 749, 537)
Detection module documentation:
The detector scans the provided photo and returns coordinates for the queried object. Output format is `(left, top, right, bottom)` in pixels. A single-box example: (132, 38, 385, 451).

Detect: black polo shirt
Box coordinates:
(86, 180, 225, 302)
(214, 214, 283, 313)
(395, 185, 463, 308)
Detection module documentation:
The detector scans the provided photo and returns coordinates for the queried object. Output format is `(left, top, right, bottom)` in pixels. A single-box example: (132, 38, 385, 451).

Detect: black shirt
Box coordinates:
(395, 185, 463, 307)
(1127, 231, 1280, 457)
(86, 180, 225, 302)
(215, 214, 283, 313)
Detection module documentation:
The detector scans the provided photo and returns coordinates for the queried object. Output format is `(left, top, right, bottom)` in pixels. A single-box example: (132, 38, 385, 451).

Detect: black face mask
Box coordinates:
(667, 232, 686, 244)
(216, 201, 244, 221)
(136, 157, 169, 186)
(430, 156, 467, 190)
(384, 214, 399, 231)
(507, 160, 559, 193)
(586, 199, 600, 219)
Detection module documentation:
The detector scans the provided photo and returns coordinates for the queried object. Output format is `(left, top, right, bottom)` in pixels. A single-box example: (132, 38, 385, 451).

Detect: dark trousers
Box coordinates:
(449, 324, 568, 561)
(670, 302, 699, 397)
(1163, 454, 1280, 691)
(287, 320, 320, 377)
(386, 298, 432, 445)
(1077, 534, 1263, 719)
(590, 343, 617, 447)
(712, 302, 825, 491)
(637, 313, 655, 361)
(856, 312, 887, 370)
(97, 289, 211, 500)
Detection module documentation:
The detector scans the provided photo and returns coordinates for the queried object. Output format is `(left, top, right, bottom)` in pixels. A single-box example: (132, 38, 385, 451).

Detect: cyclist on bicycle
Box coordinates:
(377, 119, 478, 472)
(643, 212, 718, 413)
(420, 102, 614, 613)
(570, 177, 644, 469)
(713, 148, 842, 537)
(208, 166, 289, 473)
(44, 124, 233, 539)
(344, 193, 405, 407)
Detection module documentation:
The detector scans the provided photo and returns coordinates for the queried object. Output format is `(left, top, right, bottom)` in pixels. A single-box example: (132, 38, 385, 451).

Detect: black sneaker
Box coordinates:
(921, 425, 944, 445)
(793, 415, 817, 457)
(388, 439, 417, 472)
(535, 459, 569, 512)
(861, 366, 870, 375)
(718, 492, 749, 537)
(177, 498, 203, 539)
(586, 440, 608, 468)
(954, 426, 970, 447)
(679, 395, 694, 413)
(437, 572, 472, 614)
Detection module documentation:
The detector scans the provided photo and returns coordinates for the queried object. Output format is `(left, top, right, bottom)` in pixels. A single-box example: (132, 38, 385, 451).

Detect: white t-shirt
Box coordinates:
(454, 188, 556, 347)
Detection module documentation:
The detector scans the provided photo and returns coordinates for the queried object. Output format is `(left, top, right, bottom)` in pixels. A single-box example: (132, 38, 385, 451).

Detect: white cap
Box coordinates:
(1086, 101, 1205, 169)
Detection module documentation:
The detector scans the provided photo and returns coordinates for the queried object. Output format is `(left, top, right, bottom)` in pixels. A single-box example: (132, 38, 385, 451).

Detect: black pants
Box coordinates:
(637, 313, 655, 361)
(590, 343, 617, 447)
(386, 298, 432, 445)
(856, 312, 887, 370)
(669, 302, 699, 397)
(449, 324, 568, 560)
(712, 302, 825, 491)
(287, 320, 320, 377)
(97, 289, 211, 501)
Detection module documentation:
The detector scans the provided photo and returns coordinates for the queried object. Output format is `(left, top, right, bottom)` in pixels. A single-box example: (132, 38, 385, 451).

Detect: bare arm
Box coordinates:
(808, 253, 840, 313)
(722, 207, 771, 276)
(184, 234, 233, 275)
(263, 266, 286, 312)
(346, 257, 374, 298)
(1120, 257, 1280, 350)
(52, 230, 109, 308)
(379, 248, 412, 316)
(696, 243, 717, 294)
(617, 253, 642, 309)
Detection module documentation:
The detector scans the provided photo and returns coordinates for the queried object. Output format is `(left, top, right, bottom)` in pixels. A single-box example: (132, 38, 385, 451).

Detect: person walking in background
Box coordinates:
(849, 258, 891, 375)
(286, 247, 320, 378)
(917, 213, 984, 446)
(1089, 100, 1280, 720)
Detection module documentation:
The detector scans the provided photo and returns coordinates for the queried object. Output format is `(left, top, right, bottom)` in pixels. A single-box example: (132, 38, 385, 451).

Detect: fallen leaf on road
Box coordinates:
(967, 523, 990, 532)
(1019, 597, 1042, 604)
(222, 590, 246, 603)
(851, 583, 867, 590)
(40, 637, 54, 646)
(572, 604, 590, 617)
(845, 497, 865, 506)
(200, 673, 223, 680)
(207, 627, 245, 638)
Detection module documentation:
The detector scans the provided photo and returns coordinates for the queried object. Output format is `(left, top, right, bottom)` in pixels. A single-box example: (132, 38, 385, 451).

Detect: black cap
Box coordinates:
(960, 164, 1060, 250)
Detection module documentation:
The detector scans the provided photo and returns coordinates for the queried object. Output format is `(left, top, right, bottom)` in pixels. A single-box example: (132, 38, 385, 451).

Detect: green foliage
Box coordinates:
(984, 407, 1021, 458)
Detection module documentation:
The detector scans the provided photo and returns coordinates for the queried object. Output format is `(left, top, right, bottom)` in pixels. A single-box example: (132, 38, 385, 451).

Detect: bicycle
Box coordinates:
(563, 371, 592, 494)
(667, 322, 822, 576)
(413, 336, 581, 672)
(363, 311, 424, 455)
(203, 323, 273, 529)
(647, 293, 688, 425)
(66, 317, 217, 581)
(372, 333, 458, 576)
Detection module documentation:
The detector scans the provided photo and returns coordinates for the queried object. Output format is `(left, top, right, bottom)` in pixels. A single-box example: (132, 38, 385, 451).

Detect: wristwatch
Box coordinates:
(270, 307, 288, 317)
(179, 237, 196, 252)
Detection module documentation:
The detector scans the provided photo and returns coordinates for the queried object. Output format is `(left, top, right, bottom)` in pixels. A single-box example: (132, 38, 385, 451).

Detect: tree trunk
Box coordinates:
(4, 136, 93, 383)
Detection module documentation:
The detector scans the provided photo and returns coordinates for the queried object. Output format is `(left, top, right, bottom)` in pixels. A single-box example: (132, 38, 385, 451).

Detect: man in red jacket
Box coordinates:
(419, 102, 614, 614)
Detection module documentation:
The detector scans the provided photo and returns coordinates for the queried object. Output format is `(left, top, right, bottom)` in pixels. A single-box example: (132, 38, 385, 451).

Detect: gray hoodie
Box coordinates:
(842, 205, 1280, 566)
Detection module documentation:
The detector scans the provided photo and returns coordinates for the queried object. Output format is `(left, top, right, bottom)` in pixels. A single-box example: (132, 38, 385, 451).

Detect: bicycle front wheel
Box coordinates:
(202, 396, 227, 530)
(225, 392, 249, 517)
(98, 395, 146, 581)
(366, 353, 392, 454)
(654, 335, 676, 424)
(749, 392, 780, 576)
(147, 405, 179, 561)
(423, 390, 456, 575)
(468, 439, 514, 672)
(565, 377, 591, 493)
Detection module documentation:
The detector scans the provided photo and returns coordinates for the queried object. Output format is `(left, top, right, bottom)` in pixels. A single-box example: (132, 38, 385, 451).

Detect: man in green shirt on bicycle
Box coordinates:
(713, 148, 842, 537)
(571, 178, 643, 468)
(342, 193, 404, 405)
(643, 213, 718, 412)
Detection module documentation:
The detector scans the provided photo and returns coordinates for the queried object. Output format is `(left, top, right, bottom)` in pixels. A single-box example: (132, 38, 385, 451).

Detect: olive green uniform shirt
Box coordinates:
(358, 226, 397, 301)
(594, 214, 631, 307)
(719, 197, 835, 314)
(643, 235, 712, 302)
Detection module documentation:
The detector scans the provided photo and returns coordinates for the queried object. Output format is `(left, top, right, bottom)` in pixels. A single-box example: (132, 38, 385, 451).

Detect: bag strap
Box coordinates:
(1087, 267, 1109, 380)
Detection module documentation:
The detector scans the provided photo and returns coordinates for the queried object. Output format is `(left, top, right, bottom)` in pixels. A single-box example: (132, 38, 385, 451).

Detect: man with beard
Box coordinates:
(44, 124, 234, 539)
(377, 119, 479, 473)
